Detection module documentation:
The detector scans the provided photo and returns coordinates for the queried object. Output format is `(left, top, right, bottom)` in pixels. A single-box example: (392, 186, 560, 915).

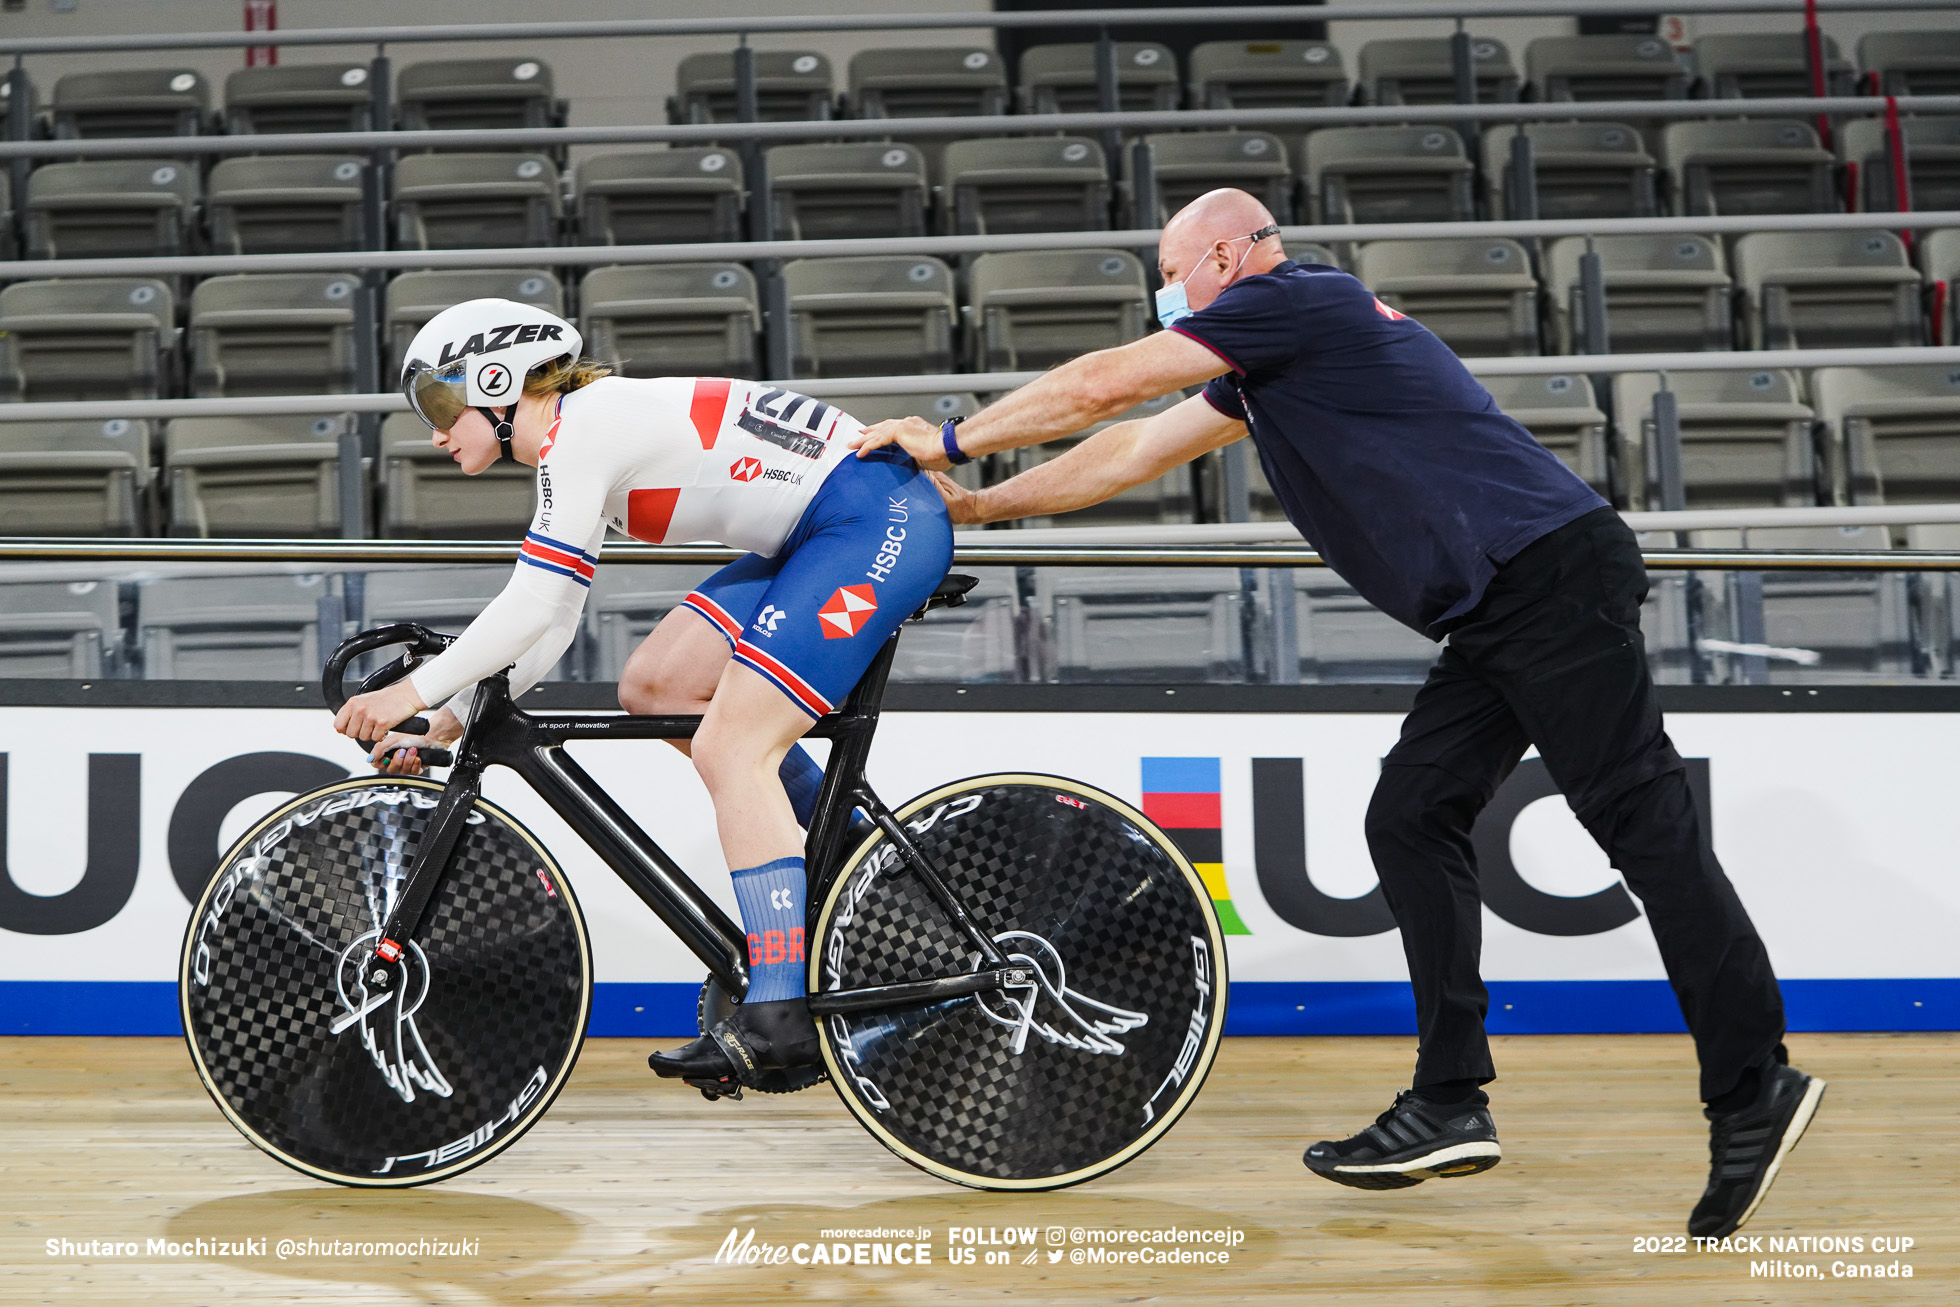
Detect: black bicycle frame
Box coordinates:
(348, 606, 1029, 1019)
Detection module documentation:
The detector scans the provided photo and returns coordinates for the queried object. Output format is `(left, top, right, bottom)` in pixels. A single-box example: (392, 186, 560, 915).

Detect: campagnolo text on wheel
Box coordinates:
(177, 299, 1229, 1190)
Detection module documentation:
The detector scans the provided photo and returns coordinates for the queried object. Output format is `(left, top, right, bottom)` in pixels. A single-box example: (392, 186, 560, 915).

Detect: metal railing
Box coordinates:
(0, 344, 1952, 424)
(6, 93, 1959, 163)
(0, 2, 1950, 58)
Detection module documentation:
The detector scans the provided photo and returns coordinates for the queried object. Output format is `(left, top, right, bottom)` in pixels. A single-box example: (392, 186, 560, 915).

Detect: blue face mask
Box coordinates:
(1154, 278, 1192, 330)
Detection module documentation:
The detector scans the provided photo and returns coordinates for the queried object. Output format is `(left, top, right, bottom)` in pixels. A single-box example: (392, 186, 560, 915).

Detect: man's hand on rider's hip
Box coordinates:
(852, 415, 950, 470)
(333, 679, 428, 745)
(928, 471, 985, 525)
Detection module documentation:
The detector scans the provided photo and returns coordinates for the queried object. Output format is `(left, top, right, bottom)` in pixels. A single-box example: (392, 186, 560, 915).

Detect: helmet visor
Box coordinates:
(402, 358, 469, 431)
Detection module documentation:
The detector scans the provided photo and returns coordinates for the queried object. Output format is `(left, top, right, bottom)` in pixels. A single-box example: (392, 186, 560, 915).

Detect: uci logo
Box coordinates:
(476, 363, 513, 399)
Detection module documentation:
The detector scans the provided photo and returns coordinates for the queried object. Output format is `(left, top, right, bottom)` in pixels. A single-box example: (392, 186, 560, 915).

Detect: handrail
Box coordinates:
(0, 1, 1948, 57)
(0, 536, 1955, 572)
(1, 346, 1955, 424)
(8, 93, 1959, 161)
(1, 211, 1955, 283)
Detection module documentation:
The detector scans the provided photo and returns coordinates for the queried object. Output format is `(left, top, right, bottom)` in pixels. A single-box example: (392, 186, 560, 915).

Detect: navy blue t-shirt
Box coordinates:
(1175, 261, 1606, 638)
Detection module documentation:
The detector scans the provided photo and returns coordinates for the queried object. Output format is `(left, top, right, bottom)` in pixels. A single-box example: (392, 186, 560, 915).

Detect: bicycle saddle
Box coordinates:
(912, 573, 979, 620)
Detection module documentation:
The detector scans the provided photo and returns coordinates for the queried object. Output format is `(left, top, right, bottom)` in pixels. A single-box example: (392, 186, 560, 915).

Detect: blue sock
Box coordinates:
(730, 856, 806, 1003)
(778, 745, 823, 828)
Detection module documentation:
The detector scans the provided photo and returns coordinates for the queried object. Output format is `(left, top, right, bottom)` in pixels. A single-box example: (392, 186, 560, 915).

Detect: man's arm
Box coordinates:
(854, 328, 1233, 471)
(937, 393, 1246, 525)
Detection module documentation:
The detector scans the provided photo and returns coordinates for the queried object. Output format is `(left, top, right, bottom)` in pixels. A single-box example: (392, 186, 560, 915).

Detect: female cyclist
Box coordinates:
(330, 297, 953, 1089)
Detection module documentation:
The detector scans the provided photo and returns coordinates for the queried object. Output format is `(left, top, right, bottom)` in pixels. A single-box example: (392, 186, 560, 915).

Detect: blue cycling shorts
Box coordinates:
(681, 450, 954, 718)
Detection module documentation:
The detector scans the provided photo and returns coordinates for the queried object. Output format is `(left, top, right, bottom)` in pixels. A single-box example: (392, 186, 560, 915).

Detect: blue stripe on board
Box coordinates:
(6, 979, 1956, 1037)
(1140, 756, 1220, 793)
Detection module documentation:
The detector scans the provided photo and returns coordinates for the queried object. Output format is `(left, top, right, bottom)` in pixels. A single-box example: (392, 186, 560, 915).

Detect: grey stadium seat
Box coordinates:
(1732, 230, 1924, 351)
(1812, 365, 1960, 504)
(1358, 37, 1519, 105)
(941, 136, 1110, 235)
(1482, 122, 1658, 220)
(844, 47, 1008, 118)
(782, 256, 955, 377)
(1048, 568, 1245, 682)
(1525, 34, 1689, 103)
(188, 274, 361, 398)
(764, 141, 928, 240)
(0, 279, 177, 402)
(1615, 370, 1817, 509)
(1188, 40, 1348, 111)
(206, 155, 367, 254)
(138, 573, 329, 681)
(51, 68, 208, 138)
(1292, 568, 1441, 682)
(1357, 238, 1538, 357)
(887, 567, 1019, 683)
(379, 412, 535, 539)
(223, 63, 374, 134)
(364, 570, 574, 682)
(671, 51, 833, 124)
(1841, 115, 1960, 214)
(1135, 132, 1290, 227)
(392, 152, 561, 250)
(1482, 373, 1614, 501)
(1017, 42, 1179, 115)
(0, 418, 153, 536)
(24, 159, 200, 259)
(575, 149, 744, 246)
(386, 269, 563, 376)
(164, 414, 356, 538)
(967, 248, 1148, 372)
(824, 389, 977, 428)
(1687, 525, 1904, 683)
(580, 263, 759, 380)
(0, 580, 124, 679)
(1300, 125, 1474, 224)
(1546, 233, 1733, 354)
(396, 58, 563, 134)
(1692, 33, 1854, 99)
(1662, 119, 1836, 217)
(1859, 30, 1960, 97)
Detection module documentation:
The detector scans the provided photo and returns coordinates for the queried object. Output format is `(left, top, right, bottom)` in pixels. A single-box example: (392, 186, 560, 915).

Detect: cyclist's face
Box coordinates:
(430, 407, 500, 476)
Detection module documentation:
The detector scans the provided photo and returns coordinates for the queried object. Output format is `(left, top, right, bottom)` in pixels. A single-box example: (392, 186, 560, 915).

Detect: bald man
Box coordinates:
(854, 188, 1818, 1239)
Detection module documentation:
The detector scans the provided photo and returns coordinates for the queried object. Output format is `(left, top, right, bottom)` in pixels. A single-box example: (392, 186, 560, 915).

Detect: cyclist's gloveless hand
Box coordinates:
(368, 705, 464, 775)
(852, 415, 950, 471)
(333, 679, 428, 748)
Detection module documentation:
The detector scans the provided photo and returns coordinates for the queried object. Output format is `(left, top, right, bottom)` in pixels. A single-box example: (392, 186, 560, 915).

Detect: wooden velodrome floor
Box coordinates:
(1, 1033, 1951, 1306)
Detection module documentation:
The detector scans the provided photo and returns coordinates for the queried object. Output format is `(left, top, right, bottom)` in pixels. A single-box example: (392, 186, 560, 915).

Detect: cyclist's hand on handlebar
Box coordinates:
(333, 679, 429, 746)
(369, 706, 463, 775)
(852, 415, 949, 471)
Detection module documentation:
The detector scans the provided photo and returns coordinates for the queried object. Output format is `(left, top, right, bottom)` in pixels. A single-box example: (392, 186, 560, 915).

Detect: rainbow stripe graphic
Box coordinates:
(1141, 757, 1250, 935)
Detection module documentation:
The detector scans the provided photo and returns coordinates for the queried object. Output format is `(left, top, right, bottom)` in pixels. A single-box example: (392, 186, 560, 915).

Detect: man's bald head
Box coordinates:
(1157, 188, 1285, 313)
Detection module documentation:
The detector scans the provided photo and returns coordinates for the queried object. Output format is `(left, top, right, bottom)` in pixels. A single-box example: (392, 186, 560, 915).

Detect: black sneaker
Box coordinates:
(1688, 1063, 1826, 1238)
(648, 996, 821, 1090)
(1303, 1091, 1502, 1190)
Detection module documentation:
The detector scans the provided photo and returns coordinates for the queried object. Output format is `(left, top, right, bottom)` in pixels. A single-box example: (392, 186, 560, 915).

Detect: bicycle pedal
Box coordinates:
(683, 1075, 742, 1102)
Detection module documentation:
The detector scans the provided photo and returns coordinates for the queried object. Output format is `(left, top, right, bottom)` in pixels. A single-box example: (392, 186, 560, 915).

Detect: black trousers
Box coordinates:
(1364, 507, 1786, 1103)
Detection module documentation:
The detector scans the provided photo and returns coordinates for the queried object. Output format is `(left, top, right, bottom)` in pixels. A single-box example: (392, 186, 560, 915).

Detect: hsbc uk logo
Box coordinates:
(730, 456, 762, 482)
(818, 584, 878, 640)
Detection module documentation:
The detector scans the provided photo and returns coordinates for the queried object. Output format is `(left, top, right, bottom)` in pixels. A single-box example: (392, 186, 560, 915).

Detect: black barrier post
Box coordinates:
(1129, 136, 1157, 233)
(1578, 234, 1610, 355)
(365, 48, 392, 247)
(1095, 27, 1122, 189)
(1451, 20, 1480, 159)
(1728, 569, 1769, 684)
(336, 425, 369, 540)
(5, 58, 28, 254)
(1508, 125, 1539, 221)
(737, 37, 791, 378)
(1651, 374, 1684, 513)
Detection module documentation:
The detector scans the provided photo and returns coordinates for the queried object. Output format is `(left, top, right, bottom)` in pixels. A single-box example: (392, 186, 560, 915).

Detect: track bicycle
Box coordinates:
(179, 575, 1229, 1190)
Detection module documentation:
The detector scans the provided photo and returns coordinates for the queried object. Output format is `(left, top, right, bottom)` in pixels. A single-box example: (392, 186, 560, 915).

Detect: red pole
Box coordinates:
(244, 0, 277, 68)
(1884, 94, 1915, 254)
(1803, 0, 1832, 151)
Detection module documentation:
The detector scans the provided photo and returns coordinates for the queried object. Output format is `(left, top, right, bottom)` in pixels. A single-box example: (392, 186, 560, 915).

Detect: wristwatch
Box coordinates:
(940, 416, 971, 466)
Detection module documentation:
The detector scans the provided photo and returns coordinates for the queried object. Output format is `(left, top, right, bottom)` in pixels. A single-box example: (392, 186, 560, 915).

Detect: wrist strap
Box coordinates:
(940, 417, 971, 466)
